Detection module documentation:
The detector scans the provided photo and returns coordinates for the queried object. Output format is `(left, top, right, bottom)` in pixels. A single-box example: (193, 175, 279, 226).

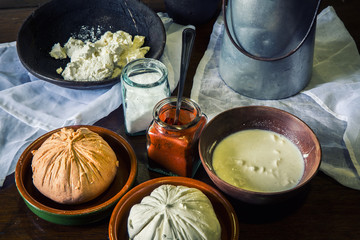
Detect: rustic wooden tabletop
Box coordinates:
(1, 0, 360, 239)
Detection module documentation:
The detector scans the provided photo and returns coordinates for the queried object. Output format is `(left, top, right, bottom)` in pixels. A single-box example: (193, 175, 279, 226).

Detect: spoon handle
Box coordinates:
(174, 28, 196, 124)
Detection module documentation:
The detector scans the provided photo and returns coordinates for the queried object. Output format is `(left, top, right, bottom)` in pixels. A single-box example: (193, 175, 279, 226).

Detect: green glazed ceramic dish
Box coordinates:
(15, 125, 137, 225)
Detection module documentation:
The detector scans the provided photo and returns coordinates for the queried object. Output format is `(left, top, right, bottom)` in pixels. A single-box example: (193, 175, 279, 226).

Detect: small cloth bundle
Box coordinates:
(31, 127, 119, 204)
(127, 184, 221, 240)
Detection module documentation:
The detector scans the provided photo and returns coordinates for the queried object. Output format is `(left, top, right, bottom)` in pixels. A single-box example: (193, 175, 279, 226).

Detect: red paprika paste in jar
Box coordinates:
(146, 97, 207, 177)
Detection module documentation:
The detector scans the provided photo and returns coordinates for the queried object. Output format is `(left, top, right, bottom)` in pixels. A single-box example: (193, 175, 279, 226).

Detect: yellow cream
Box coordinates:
(212, 129, 304, 192)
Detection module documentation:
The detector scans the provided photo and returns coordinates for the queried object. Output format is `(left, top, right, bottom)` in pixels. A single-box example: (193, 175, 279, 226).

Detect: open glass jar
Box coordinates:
(146, 97, 207, 177)
(121, 58, 170, 136)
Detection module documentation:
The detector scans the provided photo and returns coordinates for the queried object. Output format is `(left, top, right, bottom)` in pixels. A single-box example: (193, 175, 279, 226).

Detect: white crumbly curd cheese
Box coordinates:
(49, 43, 67, 59)
(212, 129, 305, 192)
(49, 30, 150, 81)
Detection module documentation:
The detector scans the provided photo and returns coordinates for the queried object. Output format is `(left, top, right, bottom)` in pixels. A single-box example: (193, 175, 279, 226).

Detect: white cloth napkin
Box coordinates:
(191, 6, 360, 190)
(0, 13, 192, 186)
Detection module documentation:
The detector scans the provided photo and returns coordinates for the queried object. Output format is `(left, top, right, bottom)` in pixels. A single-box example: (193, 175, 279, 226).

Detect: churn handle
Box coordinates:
(222, 0, 321, 62)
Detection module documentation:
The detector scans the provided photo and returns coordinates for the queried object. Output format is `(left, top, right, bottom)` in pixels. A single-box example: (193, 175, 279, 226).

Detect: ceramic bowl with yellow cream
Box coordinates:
(199, 106, 321, 204)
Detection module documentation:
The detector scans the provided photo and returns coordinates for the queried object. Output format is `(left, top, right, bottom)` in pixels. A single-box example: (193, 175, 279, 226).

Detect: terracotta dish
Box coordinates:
(16, 0, 165, 89)
(108, 176, 239, 240)
(199, 106, 322, 204)
(15, 125, 137, 225)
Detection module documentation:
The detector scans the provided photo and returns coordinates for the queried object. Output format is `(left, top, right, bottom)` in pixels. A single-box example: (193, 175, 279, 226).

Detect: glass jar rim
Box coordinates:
(153, 97, 204, 131)
(121, 58, 168, 88)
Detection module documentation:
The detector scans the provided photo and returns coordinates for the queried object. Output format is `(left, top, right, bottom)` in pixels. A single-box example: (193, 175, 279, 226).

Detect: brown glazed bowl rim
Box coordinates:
(199, 106, 322, 198)
(108, 176, 240, 240)
(15, 125, 138, 217)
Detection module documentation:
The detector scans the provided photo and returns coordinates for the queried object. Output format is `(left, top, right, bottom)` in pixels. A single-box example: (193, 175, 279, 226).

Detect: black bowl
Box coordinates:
(164, 0, 220, 25)
(16, 0, 166, 89)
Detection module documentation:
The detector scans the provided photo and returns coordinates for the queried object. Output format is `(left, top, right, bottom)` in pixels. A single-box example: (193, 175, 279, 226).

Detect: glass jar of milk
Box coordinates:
(121, 58, 170, 136)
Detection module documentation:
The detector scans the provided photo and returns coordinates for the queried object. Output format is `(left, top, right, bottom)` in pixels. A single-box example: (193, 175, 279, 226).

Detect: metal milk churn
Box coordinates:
(219, 0, 321, 99)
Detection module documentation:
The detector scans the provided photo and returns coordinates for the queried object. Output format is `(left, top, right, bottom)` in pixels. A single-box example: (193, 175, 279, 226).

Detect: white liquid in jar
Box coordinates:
(212, 129, 304, 192)
(124, 72, 169, 134)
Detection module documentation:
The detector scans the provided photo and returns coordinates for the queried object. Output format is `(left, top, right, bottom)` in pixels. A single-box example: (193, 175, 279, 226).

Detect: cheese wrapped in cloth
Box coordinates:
(31, 127, 119, 204)
(127, 184, 221, 240)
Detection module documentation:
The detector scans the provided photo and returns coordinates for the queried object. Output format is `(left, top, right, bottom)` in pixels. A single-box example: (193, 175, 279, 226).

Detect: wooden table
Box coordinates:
(1, 0, 360, 239)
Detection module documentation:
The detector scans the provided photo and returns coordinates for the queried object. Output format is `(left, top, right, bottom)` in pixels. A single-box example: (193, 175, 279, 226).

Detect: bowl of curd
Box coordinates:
(198, 106, 321, 204)
(16, 0, 165, 89)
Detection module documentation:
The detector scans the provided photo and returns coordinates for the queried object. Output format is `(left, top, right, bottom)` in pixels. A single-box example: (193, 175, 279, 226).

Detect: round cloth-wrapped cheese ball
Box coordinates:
(31, 127, 119, 204)
(127, 184, 221, 240)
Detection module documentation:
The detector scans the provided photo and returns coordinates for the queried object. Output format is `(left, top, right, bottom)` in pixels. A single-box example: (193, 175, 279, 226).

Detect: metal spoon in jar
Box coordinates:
(174, 28, 196, 125)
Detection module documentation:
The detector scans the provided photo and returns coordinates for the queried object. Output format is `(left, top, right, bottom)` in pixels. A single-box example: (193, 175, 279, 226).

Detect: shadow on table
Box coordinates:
(228, 184, 311, 224)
